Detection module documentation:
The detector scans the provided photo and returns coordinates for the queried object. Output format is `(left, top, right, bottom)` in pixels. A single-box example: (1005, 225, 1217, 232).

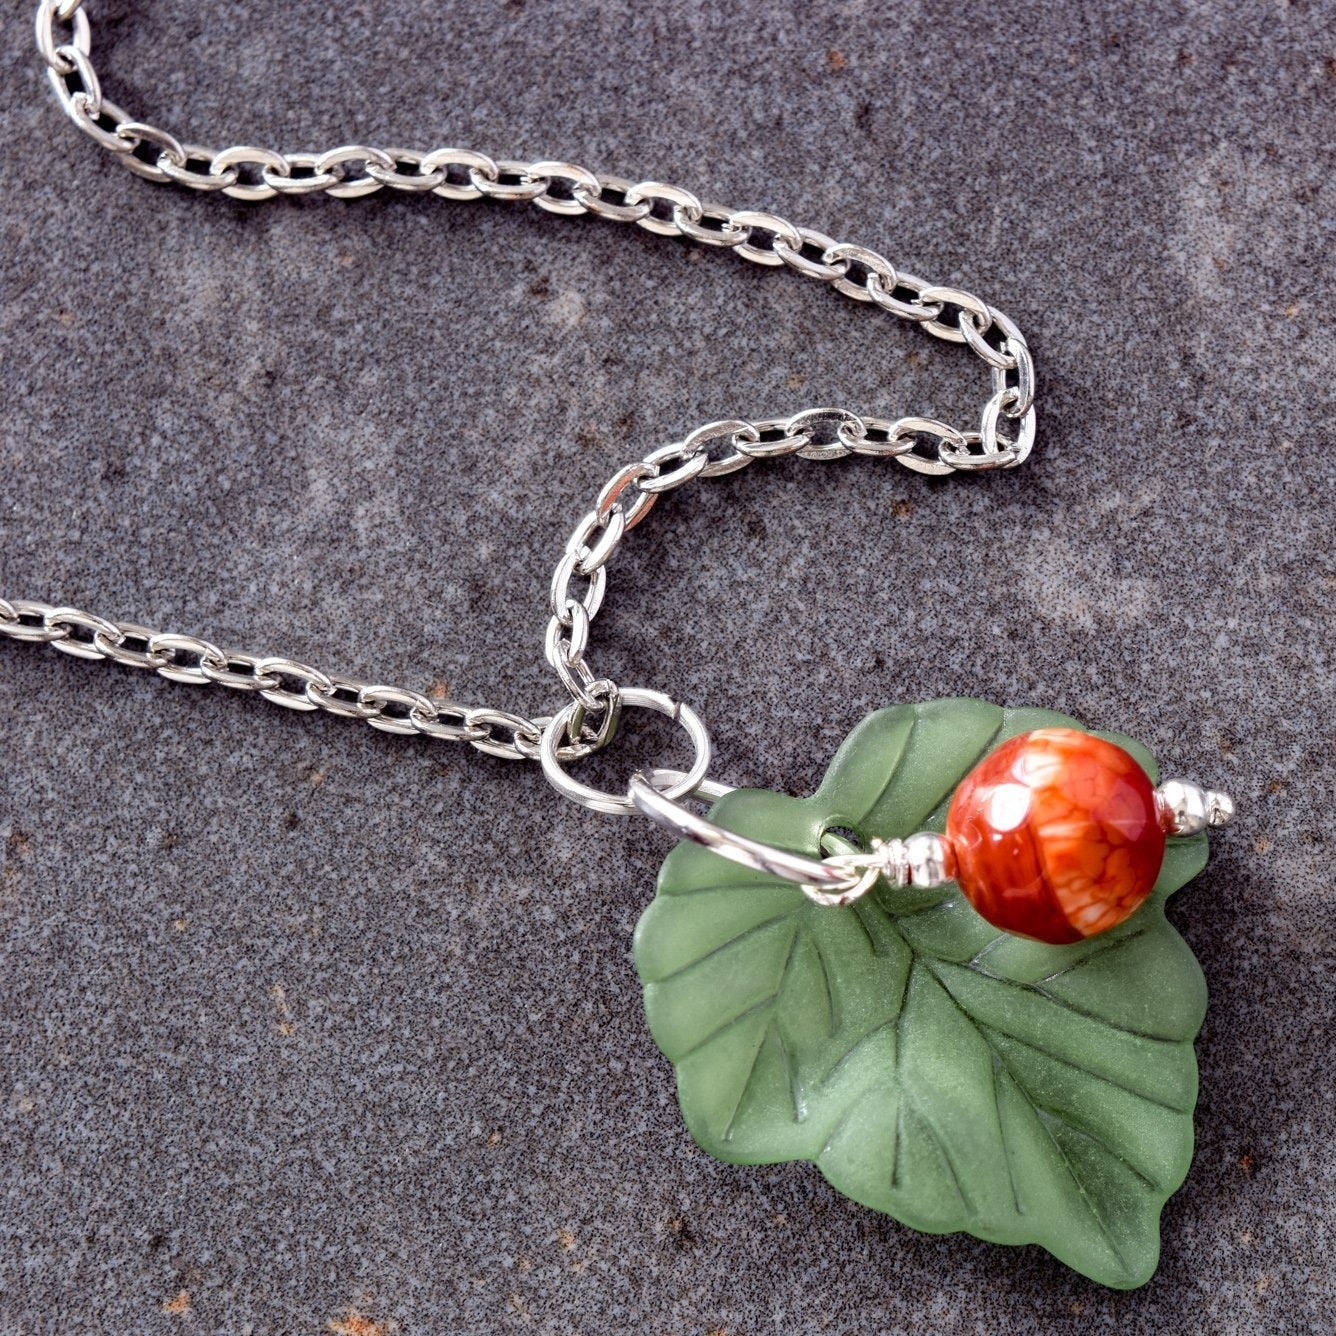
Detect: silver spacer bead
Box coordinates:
(903, 831, 953, 887)
(1156, 779, 1236, 836)
(1207, 789, 1235, 827)
(797, 830, 955, 907)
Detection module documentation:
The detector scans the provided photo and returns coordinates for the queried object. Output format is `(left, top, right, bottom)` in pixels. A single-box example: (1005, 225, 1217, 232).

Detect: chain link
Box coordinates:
(0, 597, 571, 762)
(34, 0, 1035, 467)
(543, 404, 1001, 724)
(23, 0, 1041, 785)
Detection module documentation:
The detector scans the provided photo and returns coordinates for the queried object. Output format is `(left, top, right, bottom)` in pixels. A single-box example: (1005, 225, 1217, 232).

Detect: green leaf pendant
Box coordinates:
(633, 698, 1214, 1289)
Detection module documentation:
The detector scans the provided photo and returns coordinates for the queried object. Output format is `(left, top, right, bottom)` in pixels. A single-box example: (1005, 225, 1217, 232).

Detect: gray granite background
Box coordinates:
(1, 1, 1333, 1332)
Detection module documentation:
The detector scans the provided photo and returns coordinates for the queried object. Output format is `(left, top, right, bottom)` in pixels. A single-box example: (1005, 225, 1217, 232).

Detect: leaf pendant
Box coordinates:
(633, 698, 1211, 1289)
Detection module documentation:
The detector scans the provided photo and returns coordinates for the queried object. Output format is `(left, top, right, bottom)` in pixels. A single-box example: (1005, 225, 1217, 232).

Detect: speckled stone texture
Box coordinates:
(1, 1, 1332, 1332)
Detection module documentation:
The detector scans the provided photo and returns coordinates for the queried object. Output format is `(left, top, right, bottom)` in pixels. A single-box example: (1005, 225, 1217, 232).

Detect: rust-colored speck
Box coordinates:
(890, 500, 913, 519)
(1256, 1273, 1272, 1294)
(328, 1311, 394, 1336)
(163, 1290, 191, 1315)
(556, 1228, 575, 1250)
(270, 984, 296, 1036)
(172, 919, 189, 934)
(827, 48, 847, 70)
(428, 680, 452, 700)
(508, 1293, 531, 1319)
(6, 831, 31, 857)
(1284, 303, 1300, 320)
(486, 1130, 503, 1147)
(1239, 1152, 1256, 1175)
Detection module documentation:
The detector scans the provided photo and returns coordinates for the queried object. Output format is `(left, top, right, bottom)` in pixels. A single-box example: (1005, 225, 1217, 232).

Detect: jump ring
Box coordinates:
(540, 689, 711, 816)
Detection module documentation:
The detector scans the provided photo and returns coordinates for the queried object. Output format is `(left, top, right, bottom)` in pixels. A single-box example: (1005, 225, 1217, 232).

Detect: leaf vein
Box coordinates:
(991, 1058, 1024, 1216)
(819, 1018, 897, 1088)
(995, 1060, 1134, 1274)
(849, 900, 882, 954)
(671, 989, 781, 1063)
(1033, 927, 1150, 983)
(854, 713, 918, 827)
(722, 1019, 773, 1144)
(650, 909, 799, 983)
(811, 934, 838, 1038)
(916, 1105, 975, 1215)
(976, 1020, 1190, 1113)
(1023, 982, 1185, 1043)
(924, 958, 1191, 1111)
(1035, 1104, 1159, 1190)
(720, 928, 801, 1140)
(955, 957, 1185, 1044)
(929, 972, 1138, 1261)
(776, 1026, 806, 1124)
(922, 961, 1176, 1242)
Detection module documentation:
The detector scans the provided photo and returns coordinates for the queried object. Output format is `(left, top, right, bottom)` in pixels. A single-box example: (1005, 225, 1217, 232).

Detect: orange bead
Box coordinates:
(944, 728, 1166, 944)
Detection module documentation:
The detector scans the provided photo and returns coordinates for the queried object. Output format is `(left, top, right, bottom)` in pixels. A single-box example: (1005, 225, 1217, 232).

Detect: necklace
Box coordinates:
(20, 0, 1237, 1290)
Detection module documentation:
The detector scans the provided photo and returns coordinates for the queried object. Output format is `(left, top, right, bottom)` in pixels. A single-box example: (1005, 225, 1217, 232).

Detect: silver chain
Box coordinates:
(31, 0, 1036, 464)
(543, 405, 1036, 726)
(16, 0, 1040, 796)
(0, 596, 557, 761)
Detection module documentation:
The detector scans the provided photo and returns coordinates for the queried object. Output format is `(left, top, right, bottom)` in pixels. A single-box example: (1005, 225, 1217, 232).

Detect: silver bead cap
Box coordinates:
(1156, 780, 1236, 836)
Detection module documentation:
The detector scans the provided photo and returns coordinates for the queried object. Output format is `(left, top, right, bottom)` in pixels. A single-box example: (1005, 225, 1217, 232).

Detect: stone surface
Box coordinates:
(0, 1, 1332, 1332)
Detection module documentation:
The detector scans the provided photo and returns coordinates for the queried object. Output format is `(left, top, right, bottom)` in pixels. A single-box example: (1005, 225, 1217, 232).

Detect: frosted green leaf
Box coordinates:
(634, 698, 1210, 1288)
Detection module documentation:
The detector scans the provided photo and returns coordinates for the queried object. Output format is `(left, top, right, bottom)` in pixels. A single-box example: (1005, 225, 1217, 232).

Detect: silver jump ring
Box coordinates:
(540, 688, 712, 816)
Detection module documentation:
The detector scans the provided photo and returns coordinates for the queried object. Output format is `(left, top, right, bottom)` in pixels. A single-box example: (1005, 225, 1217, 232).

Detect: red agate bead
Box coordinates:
(944, 728, 1166, 945)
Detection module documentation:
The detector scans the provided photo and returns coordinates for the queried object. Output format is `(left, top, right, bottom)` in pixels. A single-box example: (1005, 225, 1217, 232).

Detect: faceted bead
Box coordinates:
(944, 728, 1166, 944)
